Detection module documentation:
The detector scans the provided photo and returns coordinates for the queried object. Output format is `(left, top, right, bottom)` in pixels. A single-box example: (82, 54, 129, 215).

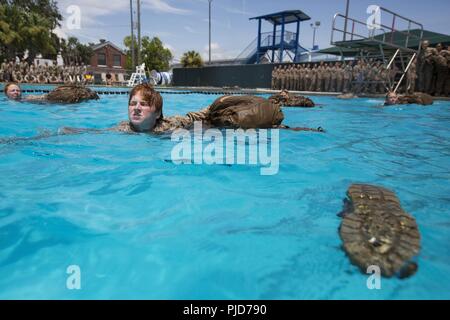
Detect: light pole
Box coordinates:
(130, 0, 135, 70)
(344, 0, 350, 41)
(310, 21, 321, 50)
(137, 0, 141, 66)
(208, 0, 212, 64)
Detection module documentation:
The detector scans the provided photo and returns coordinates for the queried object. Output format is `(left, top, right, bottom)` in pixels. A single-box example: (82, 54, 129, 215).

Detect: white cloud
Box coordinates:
(164, 43, 174, 51)
(53, 0, 191, 45)
(144, 0, 192, 15)
(184, 26, 201, 34)
(202, 42, 237, 60)
(225, 7, 252, 16)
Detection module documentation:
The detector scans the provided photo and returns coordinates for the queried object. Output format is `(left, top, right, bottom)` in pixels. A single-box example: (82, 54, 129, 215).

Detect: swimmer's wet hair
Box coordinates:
(129, 83, 163, 118)
(3, 82, 19, 95)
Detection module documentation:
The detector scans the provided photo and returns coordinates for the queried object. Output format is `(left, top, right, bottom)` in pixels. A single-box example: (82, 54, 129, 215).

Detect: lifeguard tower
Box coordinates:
(127, 63, 148, 87)
(235, 10, 311, 64)
(330, 5, 424, 92)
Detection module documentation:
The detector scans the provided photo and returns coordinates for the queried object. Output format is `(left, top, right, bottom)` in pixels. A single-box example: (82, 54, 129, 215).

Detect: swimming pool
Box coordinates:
(0, 89, 449, 299)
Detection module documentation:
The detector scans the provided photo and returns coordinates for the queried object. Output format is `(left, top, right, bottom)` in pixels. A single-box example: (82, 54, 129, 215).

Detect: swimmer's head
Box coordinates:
(385, 91, 399, 105)
(128, 84, 163, 132)
(436, 43, 443, 51)
(4, 83, 21, 100)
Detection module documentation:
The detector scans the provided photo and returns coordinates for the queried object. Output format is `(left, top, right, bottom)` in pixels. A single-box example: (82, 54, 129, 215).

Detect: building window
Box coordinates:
(113, 54, 121, 67)
(97, 53, 106, 66)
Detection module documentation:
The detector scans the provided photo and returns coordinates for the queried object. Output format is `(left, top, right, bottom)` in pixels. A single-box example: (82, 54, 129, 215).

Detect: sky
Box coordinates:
(54, 0, 450, 62)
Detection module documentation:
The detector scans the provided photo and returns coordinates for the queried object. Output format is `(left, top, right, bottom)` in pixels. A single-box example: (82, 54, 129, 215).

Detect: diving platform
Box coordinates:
(236, 10, 311, 64)
(331, 6, 424, 92)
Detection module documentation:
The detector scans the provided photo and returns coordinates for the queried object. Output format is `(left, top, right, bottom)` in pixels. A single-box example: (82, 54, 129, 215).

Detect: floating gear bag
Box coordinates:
(207, 95, 284, 129)
(46, 85, 99, 103)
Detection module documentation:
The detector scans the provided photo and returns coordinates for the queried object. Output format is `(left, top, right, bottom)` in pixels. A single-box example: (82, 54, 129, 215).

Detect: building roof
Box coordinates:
(90, 40, 126, 55)
(320, 29, 450, 56)
(250, 10, 311, 24)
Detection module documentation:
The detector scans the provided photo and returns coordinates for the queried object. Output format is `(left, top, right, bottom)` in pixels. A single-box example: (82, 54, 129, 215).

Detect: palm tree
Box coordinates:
(180, 51, 204, 68)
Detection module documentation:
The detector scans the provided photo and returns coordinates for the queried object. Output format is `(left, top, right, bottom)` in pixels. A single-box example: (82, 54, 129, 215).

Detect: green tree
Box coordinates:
(180, 50, 204, 68)
(60, 37, 93, 65)
(123, 35, 138, 70)
(0, 0, 62, 62)
(123, 36, 173, 71)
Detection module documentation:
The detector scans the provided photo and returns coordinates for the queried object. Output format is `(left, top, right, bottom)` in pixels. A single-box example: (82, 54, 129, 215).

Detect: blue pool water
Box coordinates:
(0, 88, 449, 299)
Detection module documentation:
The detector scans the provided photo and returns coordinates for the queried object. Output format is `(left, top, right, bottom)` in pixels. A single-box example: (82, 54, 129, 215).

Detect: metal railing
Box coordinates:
(235, 31, 298, 61)
(331, 6, 424, 53)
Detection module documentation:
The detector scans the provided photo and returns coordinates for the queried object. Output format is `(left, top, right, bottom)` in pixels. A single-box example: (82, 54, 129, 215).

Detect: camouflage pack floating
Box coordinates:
(207, 95, 284, 129)
(46, 85, 100, 103)
(339, 184, 421, 278)
(269, 91, 316, 108)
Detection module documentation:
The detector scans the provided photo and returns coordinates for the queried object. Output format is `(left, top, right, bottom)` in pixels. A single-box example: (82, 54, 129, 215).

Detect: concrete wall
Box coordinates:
(173, 64, 280, 89)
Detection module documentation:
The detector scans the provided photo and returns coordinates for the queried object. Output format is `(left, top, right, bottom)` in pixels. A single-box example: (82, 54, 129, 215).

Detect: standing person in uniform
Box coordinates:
(294, 65, 301, 91)
(335, 62, 344, 93)
(353, 60, 363, 94)
(444, 46, 450, 97)
(330, 62, 338, 92)
(419, 41, 437, 94)
(297, 65, 304, 91)
(303, 64, 311, 92)
(318, 62, 326, 92)
(434, 43, 448, 97)
(310, 64, 318, 92)
(367, 62, 377, 94)
(282, 65, 289, 90)
(381, 65, 391, 93)
(406, 58, 418, 94)
(275, 66, 282, 90)
(323, 63, 331, 92)
(0, 59, 8, 82)
(289, 65, 295, 91)
(342, 62, 352, 93)
(285, 66, 291, 90)
(271, 66, 278, 89)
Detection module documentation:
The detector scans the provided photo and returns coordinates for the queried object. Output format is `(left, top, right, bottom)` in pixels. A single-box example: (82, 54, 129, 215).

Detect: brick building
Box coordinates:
(88, 39, 127, 84)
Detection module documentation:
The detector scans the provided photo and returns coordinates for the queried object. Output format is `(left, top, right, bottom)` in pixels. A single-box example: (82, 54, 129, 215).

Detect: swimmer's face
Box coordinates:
(6, 84, 21, 100)
(421, 41, 429, 49)
(128, 91, 161, 132)
(385, 93, 398, 105)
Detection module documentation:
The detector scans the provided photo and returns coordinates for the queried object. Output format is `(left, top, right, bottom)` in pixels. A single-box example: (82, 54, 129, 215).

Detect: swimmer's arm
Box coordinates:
(185, 106, 211, 122)
(57, 122, 135, 135)
(57, 127, 105, 135)
(276, 124, 326, 133)
(22, 94, 48, 102)
(0, 126, 111, 145)
(0, 130, 58, 144)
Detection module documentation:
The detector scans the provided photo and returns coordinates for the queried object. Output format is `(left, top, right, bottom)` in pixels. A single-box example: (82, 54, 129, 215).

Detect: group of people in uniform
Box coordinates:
(416, 41, 450, 97)
(271, 41, 450, 97)
(0, 59, 91, 85)
(271, 60, 392, 95)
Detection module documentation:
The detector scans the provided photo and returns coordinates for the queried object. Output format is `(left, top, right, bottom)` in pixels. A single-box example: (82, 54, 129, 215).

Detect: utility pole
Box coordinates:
(130, 0, 135, 70)
(343, 0, 350, 41)
(209, 0, 212, 64)
(137, 0, 141, 66)
(311, 21, 321, 50)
